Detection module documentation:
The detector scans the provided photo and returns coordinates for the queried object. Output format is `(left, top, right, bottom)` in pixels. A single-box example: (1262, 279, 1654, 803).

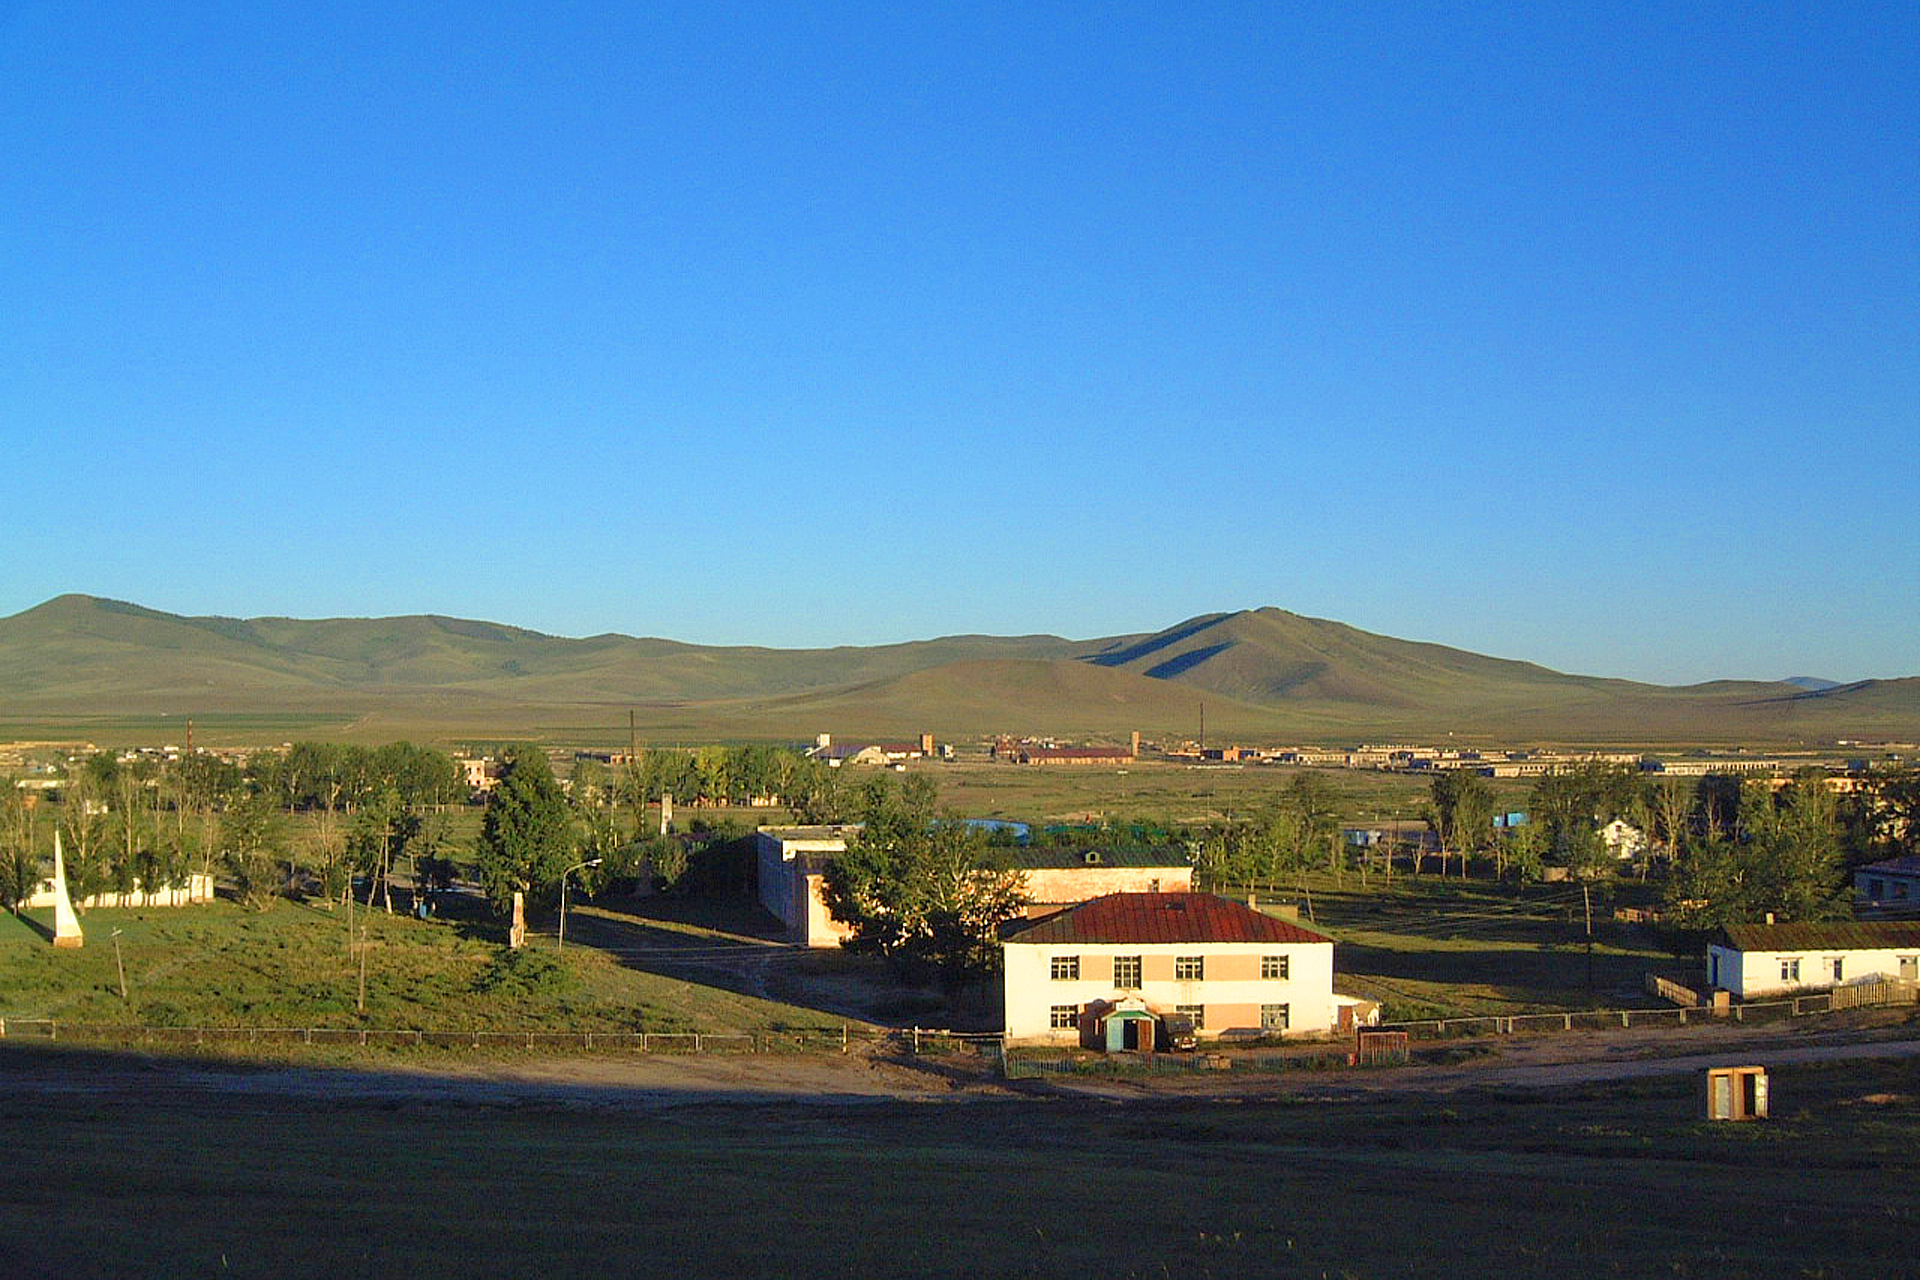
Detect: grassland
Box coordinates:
(0, 897, 839, 1038)
(928, 757, 1532, 825)
(3, 1046, 1916, 1278)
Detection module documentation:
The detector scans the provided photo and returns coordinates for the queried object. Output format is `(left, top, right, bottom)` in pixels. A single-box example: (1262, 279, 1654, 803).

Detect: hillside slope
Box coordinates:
(0, 594, 1912, 743)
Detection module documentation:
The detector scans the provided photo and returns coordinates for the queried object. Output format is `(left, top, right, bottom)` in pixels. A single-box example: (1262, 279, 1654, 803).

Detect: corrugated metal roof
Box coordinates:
(1004, 892, 1333, 946)
(1720, 921, 1920, 952)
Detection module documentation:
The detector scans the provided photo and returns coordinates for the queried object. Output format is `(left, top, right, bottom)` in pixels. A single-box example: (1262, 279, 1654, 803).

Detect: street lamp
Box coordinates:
(556, 858, 602, 951)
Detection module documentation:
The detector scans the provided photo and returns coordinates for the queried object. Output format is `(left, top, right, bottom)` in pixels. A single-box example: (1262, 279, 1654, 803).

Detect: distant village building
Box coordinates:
(1600, 818, 1649, 861)
(805, 733, 936, 768)
(1644, 758, 1781, 777)
(1011, 745, 1136, 766)
(755, 826, 1194, 947)
(1856, 857, 1920, 917)
(755, 825, 859, 946)
(456, 756, 500, 795)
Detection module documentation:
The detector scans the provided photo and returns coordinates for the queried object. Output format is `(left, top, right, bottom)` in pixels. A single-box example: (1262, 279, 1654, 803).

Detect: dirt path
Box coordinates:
(6, 1015, 1917, 1111)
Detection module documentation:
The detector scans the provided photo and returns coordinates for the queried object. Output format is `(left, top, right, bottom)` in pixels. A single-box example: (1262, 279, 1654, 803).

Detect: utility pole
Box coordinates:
(1582, 881, 1594, 994)
(357, 921, 368, 1013)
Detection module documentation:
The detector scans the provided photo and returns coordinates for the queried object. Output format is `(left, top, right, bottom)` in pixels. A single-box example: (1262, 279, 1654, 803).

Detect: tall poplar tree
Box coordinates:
(476, 749, 576, 911)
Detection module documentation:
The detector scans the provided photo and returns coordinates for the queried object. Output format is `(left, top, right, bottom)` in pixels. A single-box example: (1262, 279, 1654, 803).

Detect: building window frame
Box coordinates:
(1112, 954, 1142, 989)
(1049, 1004, 1078, 1030)
(1174, 955, 1205, 981)
(1262, 954, 1289, 981)
(1260, 1003, 1290, 1031)
(1780, 957, 1802, 983)
(1050, 955, 1080, 981)
(1175, 1003, 1204, 1030)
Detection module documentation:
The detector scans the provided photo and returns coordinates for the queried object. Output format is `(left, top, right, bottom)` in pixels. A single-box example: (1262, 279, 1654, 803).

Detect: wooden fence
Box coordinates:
(1831, 978, 1920, 1010)
(1644, 973, 1702, 1007)
(1376, 990, 1865, 1039)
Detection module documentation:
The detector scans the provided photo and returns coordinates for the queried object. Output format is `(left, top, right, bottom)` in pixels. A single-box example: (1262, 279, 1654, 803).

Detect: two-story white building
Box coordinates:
(1002, 891, 1336, 1044)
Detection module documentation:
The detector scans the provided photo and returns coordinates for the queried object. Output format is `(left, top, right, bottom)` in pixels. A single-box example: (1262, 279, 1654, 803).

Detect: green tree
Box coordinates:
(1426, 771, 1495, 878)
(820, 774, 1025, 987)
(476, 750, 577, 912)
(223, 792, 288, 911)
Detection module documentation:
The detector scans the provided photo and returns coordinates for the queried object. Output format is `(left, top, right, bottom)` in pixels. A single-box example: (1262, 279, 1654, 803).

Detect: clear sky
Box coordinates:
(2, 3, 1914, 685)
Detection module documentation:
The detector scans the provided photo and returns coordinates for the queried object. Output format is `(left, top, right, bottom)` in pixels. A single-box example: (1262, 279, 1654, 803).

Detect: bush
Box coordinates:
(473, 948, 575, 998)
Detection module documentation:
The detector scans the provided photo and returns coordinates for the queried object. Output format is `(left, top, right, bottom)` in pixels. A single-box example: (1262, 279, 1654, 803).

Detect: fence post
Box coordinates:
(1563, 1013, 1572, 1030)
(695, 1033, 703, 1054)
(913, 1026, 921, 1054)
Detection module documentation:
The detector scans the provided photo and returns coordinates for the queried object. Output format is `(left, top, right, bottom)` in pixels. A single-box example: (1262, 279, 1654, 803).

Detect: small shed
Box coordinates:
(1098, 998, 1158, 1052)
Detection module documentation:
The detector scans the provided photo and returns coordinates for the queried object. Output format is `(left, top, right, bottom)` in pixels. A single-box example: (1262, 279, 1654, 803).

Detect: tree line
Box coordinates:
(0, 742, 464, 913)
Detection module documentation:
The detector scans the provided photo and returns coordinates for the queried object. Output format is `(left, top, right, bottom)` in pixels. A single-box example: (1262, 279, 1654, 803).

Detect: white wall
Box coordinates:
(22, 873, 214, 911)
(1709, 941, 1920, 999)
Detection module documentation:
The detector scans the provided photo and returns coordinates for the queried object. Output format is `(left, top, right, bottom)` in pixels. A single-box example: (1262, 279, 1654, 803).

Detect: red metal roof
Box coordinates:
(1004, 892, 1332, 946)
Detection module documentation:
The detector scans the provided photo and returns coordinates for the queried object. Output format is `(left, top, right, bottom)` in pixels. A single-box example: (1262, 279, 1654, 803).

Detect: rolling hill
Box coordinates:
(0, 594, 1913, 745)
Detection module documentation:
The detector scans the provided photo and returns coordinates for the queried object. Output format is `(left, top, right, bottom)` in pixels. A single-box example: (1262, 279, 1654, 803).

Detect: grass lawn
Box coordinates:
(928, 757, 1533, 826)
(3, 1048, 1915, 1279)
(0, 897, 840, 1038)
(1219, 872, 1680, 1022)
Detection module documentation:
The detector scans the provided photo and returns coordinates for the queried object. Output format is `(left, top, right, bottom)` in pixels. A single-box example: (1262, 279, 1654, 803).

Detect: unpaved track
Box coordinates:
(6, 1017, 1918, 1111)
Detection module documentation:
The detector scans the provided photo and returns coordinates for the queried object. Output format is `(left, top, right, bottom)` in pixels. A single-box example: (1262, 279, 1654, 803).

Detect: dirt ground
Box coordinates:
(7, 1010, 1920, 1112)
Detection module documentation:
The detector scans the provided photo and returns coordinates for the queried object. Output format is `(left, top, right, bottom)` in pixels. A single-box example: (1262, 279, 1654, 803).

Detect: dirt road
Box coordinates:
(5, 1014, 1917, 1110)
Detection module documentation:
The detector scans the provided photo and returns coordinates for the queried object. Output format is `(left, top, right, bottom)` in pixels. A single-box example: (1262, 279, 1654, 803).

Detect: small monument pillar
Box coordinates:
(660, 791, 673, 835)
(509, 891, 527, 949)
(51, 829, 84, 949)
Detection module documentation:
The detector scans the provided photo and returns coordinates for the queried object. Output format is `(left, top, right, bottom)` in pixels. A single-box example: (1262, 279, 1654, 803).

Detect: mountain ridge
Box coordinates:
(1, 594, 1912, 742)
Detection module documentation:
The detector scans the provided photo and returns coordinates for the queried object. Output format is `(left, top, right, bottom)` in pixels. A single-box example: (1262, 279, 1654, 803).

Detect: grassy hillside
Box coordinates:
(0, 594, 1913, 745)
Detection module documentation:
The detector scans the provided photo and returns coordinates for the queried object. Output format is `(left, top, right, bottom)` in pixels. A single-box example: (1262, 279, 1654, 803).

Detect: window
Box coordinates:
(1901, 956, 1918, 981)
(1050, 955, 1080, 981)
(1829, 957, 1844, 982)
(1175, 1003, 1204, 1029)
(1871, 878, 1887, 899)
(1112, 955, 1142, 988)
(1175, 955, 1205, 981)
(1260, 1003, 1290, 1031)
(1780, 958, 1801, 983)
(1049, 1004, 1078, 1029)
(1898, 882, 1912, 900)
(1262, 955, 1290, 980)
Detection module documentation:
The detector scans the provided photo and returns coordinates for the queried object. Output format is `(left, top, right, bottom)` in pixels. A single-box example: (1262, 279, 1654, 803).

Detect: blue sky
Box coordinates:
(2, 3, 1914, 684)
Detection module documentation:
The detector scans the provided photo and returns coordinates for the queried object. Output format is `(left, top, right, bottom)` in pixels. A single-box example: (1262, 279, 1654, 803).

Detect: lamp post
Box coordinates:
(557, 858, 602, 950)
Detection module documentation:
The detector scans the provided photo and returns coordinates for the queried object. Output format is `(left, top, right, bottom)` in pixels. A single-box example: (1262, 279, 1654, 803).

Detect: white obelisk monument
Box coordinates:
(51, 828, 84, 948)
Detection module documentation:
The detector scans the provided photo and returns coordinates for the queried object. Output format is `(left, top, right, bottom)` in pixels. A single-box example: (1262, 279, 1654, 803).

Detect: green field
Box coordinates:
(0, 897, 838, 1038)
(3, 1047, 1915, 1279)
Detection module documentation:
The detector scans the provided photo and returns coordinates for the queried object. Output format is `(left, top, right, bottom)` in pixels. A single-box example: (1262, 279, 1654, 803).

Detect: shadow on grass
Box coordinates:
(555, 894, 997, 1031)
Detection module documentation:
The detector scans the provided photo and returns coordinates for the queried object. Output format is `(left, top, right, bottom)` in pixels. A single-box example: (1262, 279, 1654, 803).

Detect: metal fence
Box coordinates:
(0, 1019, 859, 1055)
(0, 1018, 999, 1057)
